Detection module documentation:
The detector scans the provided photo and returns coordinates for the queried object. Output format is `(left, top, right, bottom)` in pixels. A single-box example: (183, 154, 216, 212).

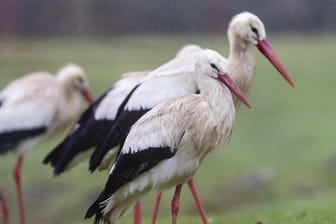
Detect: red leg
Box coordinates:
(0, 188, 9, 224)
(151, 192, 162, 224)
(133, 200, 141, 224)
(13, 155, 25, 224)
(171, 185, 182, 224)
(187, 178, 208, 224)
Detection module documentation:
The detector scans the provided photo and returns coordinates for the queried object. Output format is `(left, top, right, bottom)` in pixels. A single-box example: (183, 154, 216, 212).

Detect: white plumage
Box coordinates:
(85, 49, 252, 224)
(94, 71, 150, 121)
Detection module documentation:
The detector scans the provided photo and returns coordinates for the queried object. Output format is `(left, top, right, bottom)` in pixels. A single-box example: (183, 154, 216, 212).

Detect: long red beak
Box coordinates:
(257, 39, 295, 88)
(81, 89, 95, 104)
(218, 73, 253, 110)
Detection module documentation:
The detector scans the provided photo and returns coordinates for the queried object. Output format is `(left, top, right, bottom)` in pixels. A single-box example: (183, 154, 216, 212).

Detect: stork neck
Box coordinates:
(228, 37, 256, 109)
(197, 74, 235, 121)
(196, 74, 236, 151)
(55, 82, 83, 131)
(59, 80, 75, 101)
(229, 35, 249, 56)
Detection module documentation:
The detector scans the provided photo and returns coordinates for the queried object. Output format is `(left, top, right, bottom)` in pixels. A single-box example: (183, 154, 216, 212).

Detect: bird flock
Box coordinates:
(0, 12, 295, 224)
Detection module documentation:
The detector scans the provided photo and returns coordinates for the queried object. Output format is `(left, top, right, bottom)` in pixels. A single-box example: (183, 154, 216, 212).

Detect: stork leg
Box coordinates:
(151, 192, 162, 224)
(187, 178, 208, 224)
(171, 185, 182, 224)
(13, 155, 25, 224)
(133, 200, 142, 224)
(0, 188, 9, 224)
(152, 179, 207, 224)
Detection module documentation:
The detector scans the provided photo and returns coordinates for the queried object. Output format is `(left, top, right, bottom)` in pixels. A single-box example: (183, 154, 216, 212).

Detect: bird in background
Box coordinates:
(0, 64, 94, 224)
(85, 49, 252, 224)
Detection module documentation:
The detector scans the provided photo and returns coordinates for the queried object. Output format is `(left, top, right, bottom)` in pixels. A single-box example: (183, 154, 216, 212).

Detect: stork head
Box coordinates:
(228, 11, 295, 88)
(228, 11, 266, 46)
(56, 63, 94, 103)
(195, 49, 252, 110)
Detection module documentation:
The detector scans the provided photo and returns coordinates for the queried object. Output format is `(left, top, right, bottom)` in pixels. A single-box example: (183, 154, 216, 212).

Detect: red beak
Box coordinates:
(257, 39, 295, 88)
(81, 89, 95, 104)
(218, 73, 253, 110)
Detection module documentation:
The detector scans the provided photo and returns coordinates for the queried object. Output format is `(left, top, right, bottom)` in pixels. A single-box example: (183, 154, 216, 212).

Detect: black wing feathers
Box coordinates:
(85, 146, 176, 222)
(43, 89, 112, 174)
(0, 127, 47, 154)
(89, 108, 149, 172)
(88, 84, 144, 172)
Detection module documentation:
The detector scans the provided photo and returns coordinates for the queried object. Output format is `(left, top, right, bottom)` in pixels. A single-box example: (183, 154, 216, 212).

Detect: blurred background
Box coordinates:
(1, 0, 336, 37)
(1, 0, 336, 223)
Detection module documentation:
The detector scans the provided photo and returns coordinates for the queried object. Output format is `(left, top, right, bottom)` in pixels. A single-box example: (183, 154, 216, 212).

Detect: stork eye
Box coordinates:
(251, 27, 259, 37)
(77, 77, 84, 84)
(210, 63, 220, 72)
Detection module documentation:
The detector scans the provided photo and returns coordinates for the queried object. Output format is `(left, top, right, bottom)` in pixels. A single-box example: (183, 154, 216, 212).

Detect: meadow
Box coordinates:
(0, 34, 336, 224)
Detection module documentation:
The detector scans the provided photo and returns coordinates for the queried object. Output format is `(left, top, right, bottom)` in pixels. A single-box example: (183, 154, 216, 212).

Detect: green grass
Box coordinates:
(1, 34, 336, 223)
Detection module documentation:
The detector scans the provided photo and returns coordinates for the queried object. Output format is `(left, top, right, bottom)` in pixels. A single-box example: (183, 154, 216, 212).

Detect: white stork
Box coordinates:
(0, 64, 93, 224)
(150, 11, 296, 223)
(85, 49, 252, 224)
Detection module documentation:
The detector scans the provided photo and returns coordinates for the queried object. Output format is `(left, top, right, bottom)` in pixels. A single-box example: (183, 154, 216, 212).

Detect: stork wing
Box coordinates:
(85, 95, 212, 222)
(94, 71, 149, 120)
(124, 56, 199, 111)
(0, 85, 58, 154)
(89, 58, 200, 171)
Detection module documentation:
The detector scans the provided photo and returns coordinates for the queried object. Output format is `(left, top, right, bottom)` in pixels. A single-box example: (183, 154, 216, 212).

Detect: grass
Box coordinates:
(1, 34, 336, 223)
